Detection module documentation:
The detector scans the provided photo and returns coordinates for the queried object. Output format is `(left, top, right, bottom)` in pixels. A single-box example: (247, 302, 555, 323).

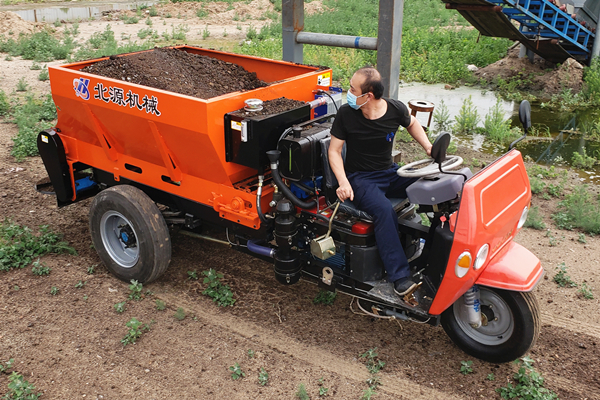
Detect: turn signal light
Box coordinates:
(455, 252, 472, 278)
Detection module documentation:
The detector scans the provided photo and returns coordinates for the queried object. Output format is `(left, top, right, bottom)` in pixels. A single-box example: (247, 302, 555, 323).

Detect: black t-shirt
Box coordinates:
(330, 98, 411, 173)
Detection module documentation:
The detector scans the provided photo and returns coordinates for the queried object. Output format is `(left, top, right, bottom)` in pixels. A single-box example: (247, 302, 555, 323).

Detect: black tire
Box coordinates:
(89, 185, 171, 283)
(441, 287, 541, 363)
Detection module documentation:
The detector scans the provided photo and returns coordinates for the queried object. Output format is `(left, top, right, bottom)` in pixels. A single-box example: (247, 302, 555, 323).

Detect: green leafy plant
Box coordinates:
(258, 367, 268, 386)
(187, 270, 199, 280)
(361, 387, 376, 400)
(10, 94, 57, 161)
(114, 301, 127, 313)
(174, 307, 186, 321)
(295, 383, 309, 400)
(121, 318, 150, 346)
(318, 386, 329, 396)
(572, 147, 596, 169)
(360, 348, 385, 375)
(482, 100, 520, 145)
(553, 262, 577, 288)
(37, 68, 49, 81)
(3, 371, 42, 400)
(578, 233, 587, 243)
(460, 360, 473, 375)
(155, 299, 166, 310)
(87, 264, 96, 274)
(0, 358, 14, 373)
(202, 25, 210, 39)
(229, 363, 245, 380)
(497, 356, 558, 400)
(0, 89, 10, 116)
(148, 7, 158, 17)
(524, 206, 546, 230)
(29, 62, 42, 70)
(31, 259, 50, 276)
(145, 17, 152, 26)
(577, 282, 594, 299)
(453, 96, 480, 133)
(50, 286, 59, 295)
(247, 349, 255, 358)
(128, 279, 143, 300)
(313, 290, 336, 305)
(202, 269, 236, 307)
(16, 77, 28, 92)
(75, 280, 86, 289)
(529, 176, 546, 195)
(487, 373, 495, 381)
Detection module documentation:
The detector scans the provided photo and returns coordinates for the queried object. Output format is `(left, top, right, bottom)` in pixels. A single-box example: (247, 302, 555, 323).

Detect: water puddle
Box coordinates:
(4, 1, 157, 23)
(399, 82, 600, 183)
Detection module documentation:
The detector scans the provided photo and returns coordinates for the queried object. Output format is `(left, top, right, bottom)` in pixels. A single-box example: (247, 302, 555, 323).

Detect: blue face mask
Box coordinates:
(347, 91, 368, 110)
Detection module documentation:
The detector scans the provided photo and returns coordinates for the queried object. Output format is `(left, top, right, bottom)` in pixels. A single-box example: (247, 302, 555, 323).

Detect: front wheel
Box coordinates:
(89, 185, 171, 283)
(441, 287, 540, 363)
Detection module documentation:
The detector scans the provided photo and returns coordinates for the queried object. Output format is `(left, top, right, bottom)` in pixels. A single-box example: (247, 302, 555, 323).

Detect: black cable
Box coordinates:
(317, 89, 339, 113)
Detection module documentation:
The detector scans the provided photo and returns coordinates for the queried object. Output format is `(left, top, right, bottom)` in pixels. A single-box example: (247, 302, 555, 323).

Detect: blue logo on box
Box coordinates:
(73, 78, 90, 100)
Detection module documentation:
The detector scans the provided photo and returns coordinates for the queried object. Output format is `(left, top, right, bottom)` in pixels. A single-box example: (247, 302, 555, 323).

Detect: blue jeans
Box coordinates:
(347, 166, 417, 282)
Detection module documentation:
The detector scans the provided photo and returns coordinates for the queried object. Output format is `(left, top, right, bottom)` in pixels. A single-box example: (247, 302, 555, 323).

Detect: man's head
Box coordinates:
(350, 67, 384, 99)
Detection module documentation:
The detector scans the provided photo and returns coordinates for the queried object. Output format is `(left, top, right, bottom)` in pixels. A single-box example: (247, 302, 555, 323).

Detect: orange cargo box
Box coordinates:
(48, 46, 333, 229)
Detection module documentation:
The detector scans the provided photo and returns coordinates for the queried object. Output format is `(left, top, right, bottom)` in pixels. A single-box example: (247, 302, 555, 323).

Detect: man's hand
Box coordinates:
(336, 181, 354, 202)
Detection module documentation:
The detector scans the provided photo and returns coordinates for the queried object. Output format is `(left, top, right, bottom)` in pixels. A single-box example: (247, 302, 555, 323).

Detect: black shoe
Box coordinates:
(394, 278, 418, 296)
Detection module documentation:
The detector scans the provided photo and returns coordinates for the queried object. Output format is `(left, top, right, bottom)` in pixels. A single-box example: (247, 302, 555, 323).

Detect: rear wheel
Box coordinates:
(441, 287, 540, 363)
(89, 185, 171, 283)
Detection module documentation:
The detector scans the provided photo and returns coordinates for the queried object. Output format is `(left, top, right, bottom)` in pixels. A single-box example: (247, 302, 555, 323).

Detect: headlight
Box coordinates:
(517, 206, 529, 229)
(473, 244, 489, 270)
(455, 251, 472, 278)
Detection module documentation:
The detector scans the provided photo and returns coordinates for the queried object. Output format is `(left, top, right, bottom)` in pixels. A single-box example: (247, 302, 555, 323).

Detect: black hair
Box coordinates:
(356, 67, 384, 99)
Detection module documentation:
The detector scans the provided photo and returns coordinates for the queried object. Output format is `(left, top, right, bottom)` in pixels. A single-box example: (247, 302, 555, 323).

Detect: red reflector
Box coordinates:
(352, 221, 374, 234)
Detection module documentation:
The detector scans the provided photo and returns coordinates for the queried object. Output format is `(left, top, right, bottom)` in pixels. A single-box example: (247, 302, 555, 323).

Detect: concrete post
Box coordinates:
(376, 0, 404, 100)
(282, 0, 304, 63)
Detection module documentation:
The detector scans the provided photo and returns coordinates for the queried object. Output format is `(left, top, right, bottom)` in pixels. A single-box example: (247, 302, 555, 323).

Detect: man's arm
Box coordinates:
(406, 116, 432, 156)
(328, 136, 353, 202)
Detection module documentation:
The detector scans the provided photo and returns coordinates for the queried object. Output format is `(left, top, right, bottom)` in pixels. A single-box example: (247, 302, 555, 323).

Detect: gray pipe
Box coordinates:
(296, 32, 378, 50)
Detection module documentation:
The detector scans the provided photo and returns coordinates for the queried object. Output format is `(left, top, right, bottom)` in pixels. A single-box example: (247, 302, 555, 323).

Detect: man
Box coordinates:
(328, 67, 432, 297)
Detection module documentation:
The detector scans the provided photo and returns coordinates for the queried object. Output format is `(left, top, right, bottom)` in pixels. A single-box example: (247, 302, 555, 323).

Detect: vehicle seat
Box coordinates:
(319, 136, 409, 222)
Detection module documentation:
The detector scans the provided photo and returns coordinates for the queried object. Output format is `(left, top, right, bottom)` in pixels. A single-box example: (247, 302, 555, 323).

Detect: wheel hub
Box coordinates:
(119, 225, 137, 248)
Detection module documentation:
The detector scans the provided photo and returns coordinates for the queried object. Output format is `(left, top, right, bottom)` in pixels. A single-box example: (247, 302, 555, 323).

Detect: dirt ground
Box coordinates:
(0, 3, 600, 400)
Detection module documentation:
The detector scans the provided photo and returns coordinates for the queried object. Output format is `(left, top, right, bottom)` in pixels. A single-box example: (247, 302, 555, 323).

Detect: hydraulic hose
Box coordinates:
(266, 150, 317, 210)
(247, 240, 275, 258)
(256, 175, 270, 225)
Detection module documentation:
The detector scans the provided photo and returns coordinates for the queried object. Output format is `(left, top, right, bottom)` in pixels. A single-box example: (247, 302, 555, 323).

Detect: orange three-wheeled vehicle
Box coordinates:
(37, 46, 543, 363)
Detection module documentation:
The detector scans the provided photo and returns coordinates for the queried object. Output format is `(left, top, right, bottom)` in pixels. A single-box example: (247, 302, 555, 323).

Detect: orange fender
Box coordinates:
(475, 242, 544, 292)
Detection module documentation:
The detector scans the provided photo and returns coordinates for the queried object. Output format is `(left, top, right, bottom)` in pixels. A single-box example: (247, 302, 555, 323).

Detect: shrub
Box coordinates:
(482, 100, 521, 145)
(453, 96, 480, 133)
(571, 147, 596, 169)
(524, 206, 546, 230)
(11, 94, 57, 161)
(552, 185, 600, 233)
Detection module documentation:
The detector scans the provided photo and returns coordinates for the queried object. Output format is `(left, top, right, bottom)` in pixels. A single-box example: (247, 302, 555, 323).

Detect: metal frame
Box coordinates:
(282, 0, 404, 99)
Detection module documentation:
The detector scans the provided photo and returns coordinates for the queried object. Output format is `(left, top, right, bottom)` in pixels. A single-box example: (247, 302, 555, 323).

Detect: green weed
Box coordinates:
(122, 15, 140, 24)
(0, 358, 14, 373)
(247, 349, 255, 358)
(578, 233, 587, 243)
(137, 28, 158, 40)
(31, 259, 50, 276)
(258, 367, 268, 386)
(202, 268, 236, 307)
(497, 356, 558, 400)
(148, 7, 158, 17)
(3, 371, 42, 400)
(72, 25, 153, 61)
(10, 94, 57, 161)
(313, 289, 336, 305)
(318, 386, 329, 397)
(571, 147, 596, 169)
(223, 28, 228, 37)
(29, 62, 42, 70)
(114, 301, 127, 313)
(0, 89, 10, 116)
(75, 280, 86, 288)
(0, 30, 74, 62)
(16, 77, 28, 92)
(196, 8, 208, 18)
(583, 57, 600, 106)
(53, 19, 62, 27)
(553, 262, 577, 288)
(37, 69, 49, 81)
(174, 307, 186, 321)
(527, 165, 558, 179)
(577, 282, 594, 300)
(487, 373, 495, 381)
(552, 185, 600, 233)
(524, 206, 546, 230)
(87, 264, 96, 274)
(145, 17, 152, 26)
(229, 362, 245, 380)
(453, 96, 480, 133)
(121, 317, 150, 346)
(432, 99, 451, 132)
(361, 387, 376, 400)
(155, 299, 166, 311)
(187, 270, 199, 280)
(0, 220, 75, 272)
(202, 25, 210, 39)
(482, 100, 520, 145)
(50, 286, 59, 295)
(460, 360, 473, 375)
(546, 183, 563, 197)
(360, 348, 385, 376)
(128, 279, 143, 300)
(529, 176, 546, 194)
(295, 383, 309, 400)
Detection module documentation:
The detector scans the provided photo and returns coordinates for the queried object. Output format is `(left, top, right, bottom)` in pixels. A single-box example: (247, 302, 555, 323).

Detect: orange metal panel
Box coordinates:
(428, 150, 535, 315)
(50, 46, 331, 229)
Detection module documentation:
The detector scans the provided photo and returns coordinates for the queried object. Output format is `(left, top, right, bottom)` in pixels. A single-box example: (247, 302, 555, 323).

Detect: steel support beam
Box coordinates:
(282, 0, 304, 63)
(377, 0, 404, 99)
(296, 32, 378, 50)
(591, 5, 600, 60)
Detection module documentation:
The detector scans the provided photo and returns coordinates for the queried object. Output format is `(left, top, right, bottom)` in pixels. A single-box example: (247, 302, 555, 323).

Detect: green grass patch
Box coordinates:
(0, 30, 74, 62)
(313, 289, 337, 305)
(0, 220, 76, 272)
(10, 94, 57, 161)
(497, 356, 557, 400)
(524, 206, 546, 230)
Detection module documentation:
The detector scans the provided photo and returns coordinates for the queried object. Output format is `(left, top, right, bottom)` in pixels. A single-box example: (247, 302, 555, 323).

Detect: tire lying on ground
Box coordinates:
(89, 185, 171, 283)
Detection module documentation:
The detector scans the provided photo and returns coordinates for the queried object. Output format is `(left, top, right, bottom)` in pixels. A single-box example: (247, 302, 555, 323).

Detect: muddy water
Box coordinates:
(2, 0, 157, 23)
(399, 82, 600, 182)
